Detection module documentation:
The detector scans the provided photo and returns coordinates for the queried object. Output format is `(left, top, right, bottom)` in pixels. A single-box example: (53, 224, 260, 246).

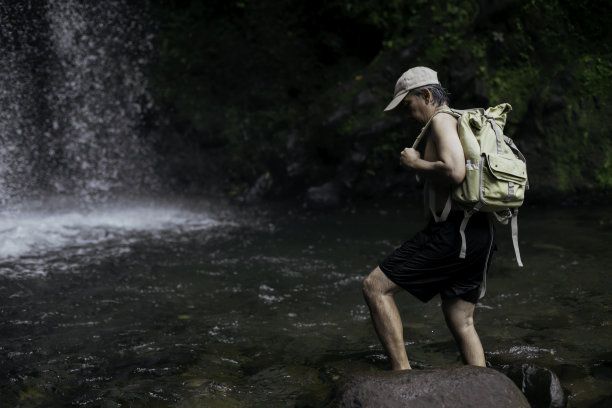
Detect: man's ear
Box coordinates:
(421, 88, 434, 105)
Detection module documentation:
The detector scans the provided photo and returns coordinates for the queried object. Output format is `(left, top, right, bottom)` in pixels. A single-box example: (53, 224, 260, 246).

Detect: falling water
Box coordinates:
(0, 0, 157, 209)
(0, 1, 228, 277)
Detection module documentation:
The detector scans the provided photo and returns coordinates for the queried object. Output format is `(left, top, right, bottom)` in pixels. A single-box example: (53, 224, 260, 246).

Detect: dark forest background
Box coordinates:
(146, 0, 612, 205)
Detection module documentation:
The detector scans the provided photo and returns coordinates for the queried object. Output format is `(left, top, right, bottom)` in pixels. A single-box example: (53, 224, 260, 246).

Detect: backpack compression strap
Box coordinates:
(510, 210, 523, 267)
(492, 209, 524, 267)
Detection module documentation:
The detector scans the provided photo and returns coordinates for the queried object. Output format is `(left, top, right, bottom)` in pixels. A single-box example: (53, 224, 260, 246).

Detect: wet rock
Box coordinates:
(503, 363, 566, 408)
(306, 180, 345, 208)
(243, 172, 274, 202)
(328, 366, 529, 408)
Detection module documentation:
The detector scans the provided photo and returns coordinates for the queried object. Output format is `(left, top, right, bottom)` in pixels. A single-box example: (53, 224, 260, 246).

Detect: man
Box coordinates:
(362, 67, 495, 370)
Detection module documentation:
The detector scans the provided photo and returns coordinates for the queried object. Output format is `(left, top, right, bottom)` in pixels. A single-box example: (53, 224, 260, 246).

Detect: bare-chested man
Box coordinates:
(363, 67, 495, 370)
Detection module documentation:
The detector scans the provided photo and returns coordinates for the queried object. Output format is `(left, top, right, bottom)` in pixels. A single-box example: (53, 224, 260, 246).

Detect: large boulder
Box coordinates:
(328, 366, 529, 408)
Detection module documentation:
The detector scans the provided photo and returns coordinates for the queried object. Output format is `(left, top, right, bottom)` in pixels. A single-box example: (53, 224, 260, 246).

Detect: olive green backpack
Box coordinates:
(413, 103, 528, 269)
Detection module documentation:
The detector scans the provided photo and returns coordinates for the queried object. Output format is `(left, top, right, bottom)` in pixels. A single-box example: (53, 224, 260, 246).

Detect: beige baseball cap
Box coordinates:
(383, 66, 440, 111)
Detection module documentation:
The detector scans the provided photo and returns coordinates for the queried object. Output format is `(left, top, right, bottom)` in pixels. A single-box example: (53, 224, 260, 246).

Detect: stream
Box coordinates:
(1, 198, 611, 407)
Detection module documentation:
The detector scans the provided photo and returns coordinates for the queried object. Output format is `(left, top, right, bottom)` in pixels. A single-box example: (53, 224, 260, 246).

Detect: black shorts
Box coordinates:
(379, 211, 495, 304)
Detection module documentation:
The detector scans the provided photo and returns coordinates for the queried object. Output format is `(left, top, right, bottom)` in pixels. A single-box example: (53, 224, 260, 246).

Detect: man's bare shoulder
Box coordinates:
(430, 111, 459, 141)
(432, 110, 458, 126)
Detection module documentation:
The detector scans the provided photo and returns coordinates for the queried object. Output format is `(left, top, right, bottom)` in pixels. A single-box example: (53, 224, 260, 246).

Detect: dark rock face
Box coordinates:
(328, 366, 530, 408)
(503, 364, 567, 408)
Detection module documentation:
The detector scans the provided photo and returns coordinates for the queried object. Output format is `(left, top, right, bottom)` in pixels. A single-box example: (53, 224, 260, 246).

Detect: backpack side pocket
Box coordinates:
(482, 154, 527, 209)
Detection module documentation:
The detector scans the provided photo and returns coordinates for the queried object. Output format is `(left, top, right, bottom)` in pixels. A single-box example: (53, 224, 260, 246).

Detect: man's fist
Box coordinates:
(400, 147, 420, 168)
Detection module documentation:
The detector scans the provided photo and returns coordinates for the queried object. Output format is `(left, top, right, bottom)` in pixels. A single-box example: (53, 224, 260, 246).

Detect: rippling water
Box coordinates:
(0, 198, 611, 407)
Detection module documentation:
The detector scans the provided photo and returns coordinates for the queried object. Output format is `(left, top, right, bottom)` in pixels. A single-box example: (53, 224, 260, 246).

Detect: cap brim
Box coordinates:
(383, 91, 408, 112)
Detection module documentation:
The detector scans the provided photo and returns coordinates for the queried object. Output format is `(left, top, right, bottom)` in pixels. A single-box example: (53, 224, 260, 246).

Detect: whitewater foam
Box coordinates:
(0, 204, 226, 264)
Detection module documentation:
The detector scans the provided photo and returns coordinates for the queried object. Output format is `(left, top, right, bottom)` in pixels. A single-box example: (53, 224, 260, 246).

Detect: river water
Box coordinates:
(0, 197, 610, 407)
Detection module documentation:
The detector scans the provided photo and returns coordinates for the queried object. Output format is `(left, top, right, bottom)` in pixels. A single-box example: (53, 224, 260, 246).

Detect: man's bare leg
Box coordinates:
(363, 267, 411, 370)
(441, 296, 486, 366)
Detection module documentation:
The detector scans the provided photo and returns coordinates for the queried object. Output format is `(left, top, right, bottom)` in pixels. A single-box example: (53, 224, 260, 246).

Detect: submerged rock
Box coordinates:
(328, 365, 529, 408)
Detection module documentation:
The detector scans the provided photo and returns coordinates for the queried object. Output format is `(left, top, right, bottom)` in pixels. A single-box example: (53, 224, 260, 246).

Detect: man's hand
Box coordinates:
(400, 147, 420, 169)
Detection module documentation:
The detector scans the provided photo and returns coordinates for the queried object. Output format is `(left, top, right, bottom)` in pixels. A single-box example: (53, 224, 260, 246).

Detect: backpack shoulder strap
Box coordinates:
(411, 109, 458, 149)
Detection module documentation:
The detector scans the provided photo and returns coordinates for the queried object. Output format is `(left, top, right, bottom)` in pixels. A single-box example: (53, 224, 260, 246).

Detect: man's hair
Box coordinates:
(410, 84, 450, 107)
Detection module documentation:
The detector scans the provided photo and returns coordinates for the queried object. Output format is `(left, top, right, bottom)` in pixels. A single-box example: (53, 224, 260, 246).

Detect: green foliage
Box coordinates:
(148, 0, 612, 196)
(544, 54, 612, 191)
(488, 65, 541, 124)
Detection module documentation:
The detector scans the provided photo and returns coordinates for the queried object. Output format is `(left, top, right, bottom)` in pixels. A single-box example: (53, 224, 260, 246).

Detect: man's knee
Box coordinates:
(450, 315, 475, 333)
(364, 267, 399, 301)
(362, 271, 377, 300)
(363, 267, 384, 299)
(442, 298, 476, 332)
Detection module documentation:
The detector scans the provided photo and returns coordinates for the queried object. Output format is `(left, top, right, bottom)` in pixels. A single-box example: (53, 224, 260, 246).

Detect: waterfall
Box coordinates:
(0, 0, 158, 209)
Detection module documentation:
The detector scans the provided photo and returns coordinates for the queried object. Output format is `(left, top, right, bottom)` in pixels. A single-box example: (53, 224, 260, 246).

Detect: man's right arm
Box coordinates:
(400, 114, 465, 185)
